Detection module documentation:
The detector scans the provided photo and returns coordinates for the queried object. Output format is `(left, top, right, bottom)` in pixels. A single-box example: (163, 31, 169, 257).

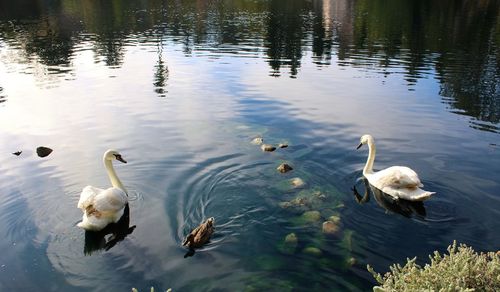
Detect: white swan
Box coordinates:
(77, 149, 128, 231)
(357, 135, 434, 201)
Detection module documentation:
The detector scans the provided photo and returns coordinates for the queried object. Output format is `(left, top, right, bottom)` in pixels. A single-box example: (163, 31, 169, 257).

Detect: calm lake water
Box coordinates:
(1, 0, 499, 291)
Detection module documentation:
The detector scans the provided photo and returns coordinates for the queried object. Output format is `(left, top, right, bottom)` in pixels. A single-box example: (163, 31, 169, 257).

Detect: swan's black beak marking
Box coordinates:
(114, 154, 127, 163)
(356, 143, 363, 150)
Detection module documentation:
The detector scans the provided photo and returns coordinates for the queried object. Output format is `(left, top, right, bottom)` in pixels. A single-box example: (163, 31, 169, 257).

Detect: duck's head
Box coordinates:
(103, 149, 127, 163)
(357, 134, 374, 149)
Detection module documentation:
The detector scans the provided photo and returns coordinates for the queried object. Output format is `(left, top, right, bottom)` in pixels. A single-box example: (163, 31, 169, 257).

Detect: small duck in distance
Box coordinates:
(357, 134, 435, 201)
(183, 217, 215, 249)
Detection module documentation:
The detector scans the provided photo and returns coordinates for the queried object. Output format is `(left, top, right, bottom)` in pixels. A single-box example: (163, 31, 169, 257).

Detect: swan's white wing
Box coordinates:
(373, 166, 423, 189)
(93, 187, 128, 213)
(78, 186, 104, 209)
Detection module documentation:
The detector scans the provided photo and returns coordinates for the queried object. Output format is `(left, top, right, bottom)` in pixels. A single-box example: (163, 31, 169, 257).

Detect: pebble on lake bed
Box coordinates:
(261, 144, 276, 152)
(277, 163, 293, 173)
(251, 137, 264, 145)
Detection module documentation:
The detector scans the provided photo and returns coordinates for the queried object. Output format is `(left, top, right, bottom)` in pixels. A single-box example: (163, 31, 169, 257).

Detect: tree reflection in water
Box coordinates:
(0, 0, 498, 130)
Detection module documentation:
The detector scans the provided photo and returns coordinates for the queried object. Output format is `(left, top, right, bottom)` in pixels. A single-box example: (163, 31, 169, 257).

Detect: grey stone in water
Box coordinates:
(277, 163, 293, 173)
(12, 151, 22, 156)
(261, 144, 276, 152)
(251, 137, 264, 145)
(278, 143, 288, 148)
(36, 146, 53, 158)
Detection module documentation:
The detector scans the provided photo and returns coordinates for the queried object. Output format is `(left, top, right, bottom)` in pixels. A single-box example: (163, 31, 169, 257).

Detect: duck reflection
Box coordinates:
(83, 204, 136, 255)
(352, 178, 426, 218)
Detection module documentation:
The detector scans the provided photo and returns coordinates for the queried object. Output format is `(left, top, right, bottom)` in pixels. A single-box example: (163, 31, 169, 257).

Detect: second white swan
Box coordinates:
(77, 149, 129, 231)
(357, 135, 435, 201)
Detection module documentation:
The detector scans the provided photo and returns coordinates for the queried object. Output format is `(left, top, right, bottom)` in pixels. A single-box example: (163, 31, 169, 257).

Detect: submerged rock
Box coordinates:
(303, 246, 322, 257)
(346, 257, 356, 267)
(290, 177, 305, 188)
(279, 189, 329, 213)
(277, 163, 293, 173)
(251, 137, 264, 145)
(328, 215, 341, 224)
(301, 210, 321, 223)
(278, 143, 288, 148)
(36, 146, 53, 158)
(261, 144, 276, 152)
(322, 221, 340, 235)
(278, 233, 298, 254)
(279, 197, 309, 212)
(284, 232, 298, 244)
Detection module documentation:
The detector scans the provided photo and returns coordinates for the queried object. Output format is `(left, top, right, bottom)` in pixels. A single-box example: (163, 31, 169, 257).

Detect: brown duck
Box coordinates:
(183, 217, 215, 249)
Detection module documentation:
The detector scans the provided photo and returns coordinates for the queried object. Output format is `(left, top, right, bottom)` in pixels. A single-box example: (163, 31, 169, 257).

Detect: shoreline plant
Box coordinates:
(367, 241, 500, 291)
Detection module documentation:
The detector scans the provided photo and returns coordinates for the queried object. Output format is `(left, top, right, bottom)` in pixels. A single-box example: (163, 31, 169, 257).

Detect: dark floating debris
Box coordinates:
(277, 163, 293, 173)
(12, 151, 22, 156)
(36, 146, 53, 158)
(278, 143, 288, 148)
(183, 217, 215, 249)
(261, 144, 276, 152)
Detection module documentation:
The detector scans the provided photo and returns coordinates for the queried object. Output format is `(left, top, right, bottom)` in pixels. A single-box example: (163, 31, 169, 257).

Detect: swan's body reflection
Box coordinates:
(352, 178, 426, 218)
(84, 204, 136, 255)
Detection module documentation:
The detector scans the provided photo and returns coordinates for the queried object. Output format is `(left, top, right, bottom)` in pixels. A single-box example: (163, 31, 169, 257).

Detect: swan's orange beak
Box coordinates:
(356, 143, 363, 150)
(114, 154, 127, 163)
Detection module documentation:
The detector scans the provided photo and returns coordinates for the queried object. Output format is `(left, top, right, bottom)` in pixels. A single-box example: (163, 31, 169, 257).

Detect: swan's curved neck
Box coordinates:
(363, 140, 376, 175)
(104, 159, 127, 194)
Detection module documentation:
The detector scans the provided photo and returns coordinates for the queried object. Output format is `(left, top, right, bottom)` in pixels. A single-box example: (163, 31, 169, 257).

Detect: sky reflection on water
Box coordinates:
(0, 0, 499, 291)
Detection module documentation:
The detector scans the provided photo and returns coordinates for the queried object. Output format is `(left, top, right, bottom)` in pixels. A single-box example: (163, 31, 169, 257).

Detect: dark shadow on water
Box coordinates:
(352, 178, 426, 218)
(183, 248, 195, 258)
(83, 204, 136, 255)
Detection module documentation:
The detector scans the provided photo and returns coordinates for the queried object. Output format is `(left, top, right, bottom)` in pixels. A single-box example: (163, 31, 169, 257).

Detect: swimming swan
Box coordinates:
(77, 149, 128, 231)
(357, 135, 434, 201)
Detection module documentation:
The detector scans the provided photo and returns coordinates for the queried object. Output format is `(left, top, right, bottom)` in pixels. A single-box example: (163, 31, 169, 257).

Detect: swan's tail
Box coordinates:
(387, 187, 435, 201)
(410, 191, 435, 201)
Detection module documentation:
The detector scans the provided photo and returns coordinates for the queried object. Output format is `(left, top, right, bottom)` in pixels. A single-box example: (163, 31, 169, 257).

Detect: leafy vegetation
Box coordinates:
(368, 241, 500, 291)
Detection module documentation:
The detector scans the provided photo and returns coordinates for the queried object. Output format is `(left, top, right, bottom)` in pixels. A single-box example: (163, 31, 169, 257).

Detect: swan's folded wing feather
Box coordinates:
(93, 187, 128, 213)
(376, 166, 423, 189)
(78, 186, 103, 209)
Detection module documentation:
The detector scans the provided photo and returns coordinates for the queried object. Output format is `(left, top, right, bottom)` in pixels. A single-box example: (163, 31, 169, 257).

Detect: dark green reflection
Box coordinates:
(0, 0, 498, 128)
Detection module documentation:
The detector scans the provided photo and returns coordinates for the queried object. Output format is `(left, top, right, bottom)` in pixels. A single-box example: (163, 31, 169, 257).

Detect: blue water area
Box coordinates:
(0, 0, 499, 291)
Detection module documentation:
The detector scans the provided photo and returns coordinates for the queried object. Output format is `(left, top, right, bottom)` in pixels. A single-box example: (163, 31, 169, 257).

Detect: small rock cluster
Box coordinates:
(252, 135, 354, 267)
(251, 136, 292, 173)
(11, 146, 53, 158)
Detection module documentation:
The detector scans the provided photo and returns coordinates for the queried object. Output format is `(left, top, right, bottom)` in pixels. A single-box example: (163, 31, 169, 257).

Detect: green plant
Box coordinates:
(367, 241, 500, 291)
